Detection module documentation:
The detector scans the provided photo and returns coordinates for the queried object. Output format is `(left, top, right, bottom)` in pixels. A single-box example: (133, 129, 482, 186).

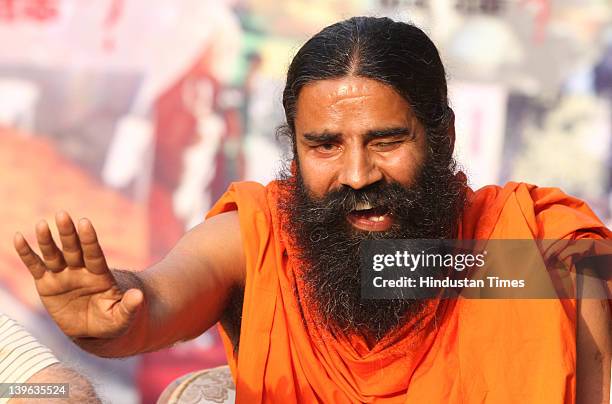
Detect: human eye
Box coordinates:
(314, 143, 339, 154)
(372, 140, 403, 151)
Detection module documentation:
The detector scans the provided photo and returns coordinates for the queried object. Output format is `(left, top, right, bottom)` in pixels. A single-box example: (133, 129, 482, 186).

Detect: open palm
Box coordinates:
(14, 211, 143, 339)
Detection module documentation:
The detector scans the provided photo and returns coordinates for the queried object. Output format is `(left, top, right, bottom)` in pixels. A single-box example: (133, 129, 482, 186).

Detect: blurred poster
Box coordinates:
(0, 1, 243, 403)
(0, 128, 148, 403)
(511, 95, 611, 217)
(449, 81, 508, 189)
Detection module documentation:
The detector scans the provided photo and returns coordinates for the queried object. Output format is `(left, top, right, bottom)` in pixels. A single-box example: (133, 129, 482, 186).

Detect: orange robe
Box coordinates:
(206, 180, 611, 403)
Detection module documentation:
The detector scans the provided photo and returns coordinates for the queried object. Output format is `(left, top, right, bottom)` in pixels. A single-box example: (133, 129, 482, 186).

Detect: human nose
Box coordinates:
(337, 148, 383, 190)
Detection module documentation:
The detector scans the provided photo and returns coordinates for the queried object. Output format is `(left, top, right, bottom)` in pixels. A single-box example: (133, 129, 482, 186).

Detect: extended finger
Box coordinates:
(77, 218, 109, 275)
(14, 232, 47, 279)
(55, 211, 84, 268)
(35, 220, 66, 272)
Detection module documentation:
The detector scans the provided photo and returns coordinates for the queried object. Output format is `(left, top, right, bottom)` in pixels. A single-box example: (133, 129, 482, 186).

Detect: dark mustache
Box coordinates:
(298, 181, 419, 223)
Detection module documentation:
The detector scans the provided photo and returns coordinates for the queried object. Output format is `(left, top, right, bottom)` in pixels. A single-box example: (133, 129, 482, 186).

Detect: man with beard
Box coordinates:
(13, 17, 611, 403)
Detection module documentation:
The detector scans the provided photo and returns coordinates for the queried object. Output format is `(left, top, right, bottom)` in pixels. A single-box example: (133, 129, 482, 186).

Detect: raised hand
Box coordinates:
(14, 211, 144, 339)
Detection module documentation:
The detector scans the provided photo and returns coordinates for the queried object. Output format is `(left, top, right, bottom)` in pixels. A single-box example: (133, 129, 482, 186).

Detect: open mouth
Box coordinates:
(347, 201, 393, 231)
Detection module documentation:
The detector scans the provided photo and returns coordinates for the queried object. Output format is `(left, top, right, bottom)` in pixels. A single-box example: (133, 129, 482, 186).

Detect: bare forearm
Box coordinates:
(576, 268, 612, 404)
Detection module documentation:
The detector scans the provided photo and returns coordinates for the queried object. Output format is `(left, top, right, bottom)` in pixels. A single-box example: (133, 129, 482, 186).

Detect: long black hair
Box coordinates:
(280, 16, 454, 160)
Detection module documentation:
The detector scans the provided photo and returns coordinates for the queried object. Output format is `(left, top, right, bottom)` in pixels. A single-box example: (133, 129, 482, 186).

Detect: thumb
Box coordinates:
(116, 288, 144, 321)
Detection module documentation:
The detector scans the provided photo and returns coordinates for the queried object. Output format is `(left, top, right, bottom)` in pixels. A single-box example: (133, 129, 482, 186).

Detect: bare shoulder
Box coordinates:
(9, 363, 100, 404)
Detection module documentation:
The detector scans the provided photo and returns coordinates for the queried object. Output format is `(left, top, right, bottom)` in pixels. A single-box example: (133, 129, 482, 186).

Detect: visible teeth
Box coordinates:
(355, 202, 373, 211)
(368, 215, 385, 222)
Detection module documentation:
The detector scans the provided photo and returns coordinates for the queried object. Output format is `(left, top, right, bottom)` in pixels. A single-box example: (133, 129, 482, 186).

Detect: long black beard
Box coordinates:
(277, 151, 467, 342)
